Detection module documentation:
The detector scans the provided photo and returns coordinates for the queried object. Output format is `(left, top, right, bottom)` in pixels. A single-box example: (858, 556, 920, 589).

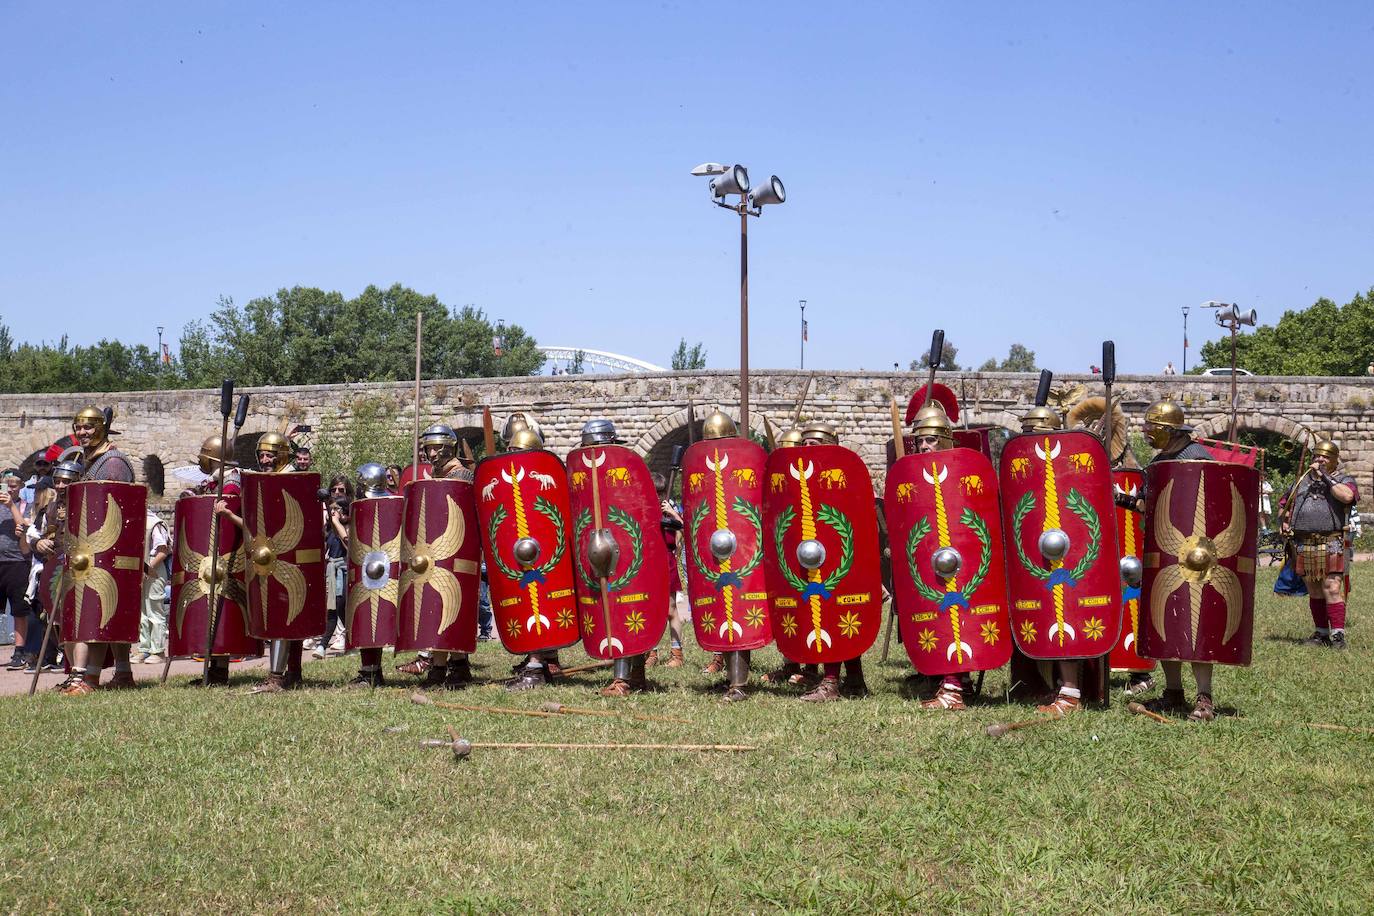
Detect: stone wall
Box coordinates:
(4, 370, 1373, 495)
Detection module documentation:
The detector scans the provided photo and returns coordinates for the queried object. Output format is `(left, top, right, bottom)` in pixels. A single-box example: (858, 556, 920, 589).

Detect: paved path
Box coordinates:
(0, 652, 298, 697)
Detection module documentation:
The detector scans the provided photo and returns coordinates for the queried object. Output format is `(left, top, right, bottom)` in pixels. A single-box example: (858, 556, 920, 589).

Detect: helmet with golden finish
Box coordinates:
(701, 410, 738, 440)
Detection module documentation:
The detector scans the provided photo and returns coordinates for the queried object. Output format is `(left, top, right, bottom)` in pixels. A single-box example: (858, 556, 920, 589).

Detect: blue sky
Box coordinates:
(3, 2, 1371, 374)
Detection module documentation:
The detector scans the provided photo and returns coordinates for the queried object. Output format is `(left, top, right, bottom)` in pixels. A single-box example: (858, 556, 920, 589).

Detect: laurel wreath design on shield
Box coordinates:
(572, 506, 643, 592)
(487, 498, 568, 584)
(771, 504, 854, 598)
(1010, 489, 1101, 584)
(687, 497, 764, 585)
(905, 510, 992, 607)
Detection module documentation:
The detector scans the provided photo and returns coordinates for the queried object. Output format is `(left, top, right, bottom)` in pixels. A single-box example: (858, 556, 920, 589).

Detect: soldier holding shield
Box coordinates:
(886, 402, 1013, 711)
(1119, 400, 1255, 722)
(394, 425, 481, 689)
(61, 407, 142, 695)
(764, 420, 883, 703)
(476, 420, 580, 691)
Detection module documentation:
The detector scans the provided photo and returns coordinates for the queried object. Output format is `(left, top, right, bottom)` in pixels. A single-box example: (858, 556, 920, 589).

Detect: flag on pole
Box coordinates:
(802, 319, 808, 342)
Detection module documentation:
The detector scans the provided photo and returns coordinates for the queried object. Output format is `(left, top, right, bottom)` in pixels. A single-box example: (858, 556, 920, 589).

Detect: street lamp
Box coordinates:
(1180, 306, 1189, 374)
(799, 299, 807, 370)
(156, 326, 165, 391)
(692, 161, 788, 431)
(1201, 300, 1258, 440)
(493, 319, 506, 359)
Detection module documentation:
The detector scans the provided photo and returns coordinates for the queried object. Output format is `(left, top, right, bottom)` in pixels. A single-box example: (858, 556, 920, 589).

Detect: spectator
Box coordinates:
(293, 446, 313, 472)
(1163, 361, 1178, 375)
(315, 478, 351, 658)
(645, 471, 688, 668)
(136, 508, 172, 664)
(21, 456, 52, 504)
(1, 472, 33, 669)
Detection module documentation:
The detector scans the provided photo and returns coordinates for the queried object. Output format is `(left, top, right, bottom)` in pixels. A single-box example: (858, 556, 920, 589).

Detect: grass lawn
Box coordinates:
(3, 567, 1371, 913)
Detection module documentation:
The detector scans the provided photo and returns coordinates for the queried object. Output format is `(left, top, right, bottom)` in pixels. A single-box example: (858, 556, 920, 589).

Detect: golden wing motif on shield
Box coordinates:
(248, 487, 309, 626)
(66, 494, 126, 631)
(1149, 475, 1247, 649)
(399, 491, 467, 640)
(346, 504, 401, 640)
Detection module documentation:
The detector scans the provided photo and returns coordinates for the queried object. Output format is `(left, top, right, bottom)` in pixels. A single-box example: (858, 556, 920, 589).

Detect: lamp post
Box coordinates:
(493, 319, 506, 360)
(1202, 300, 1258, 440)
(799, 299, 807, 370)
(156, 326, 164, 391)
(692, 162, 787, 431)
(1181, 306, 1189, 374)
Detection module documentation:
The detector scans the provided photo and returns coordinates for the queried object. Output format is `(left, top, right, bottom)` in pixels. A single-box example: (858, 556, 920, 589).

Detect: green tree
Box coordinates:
(671, 338, 708, 370)
(1197, 288, 1374, 376)
(977, 343, 1037, 372)
(180, 284, 544, 387)
(910, 340, 960, 371)
(308, 396, 415, 484)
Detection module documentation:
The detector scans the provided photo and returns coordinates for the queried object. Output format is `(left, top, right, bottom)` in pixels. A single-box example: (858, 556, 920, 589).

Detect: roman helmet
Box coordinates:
(799, 419, 838, 446)
(502, 411, 543, 443)
(1020, 405, 1064, 434)
(418, 424, 458, 465)
(72, 406, 108, 448)
(356, 462, 390, 499)
(1313, 439, 1340, 469)
(52, 448, 85, 483)
(196, 435, 236, 475)
(701, 410, 738, 440)
(1142, 399, 1189, 449)
(776, 428, 804, 449)
(255, 432, 293, 472)
(909, 402, 955, 450)
(580, 419, 617, 446)
(508, 426, 544, 452)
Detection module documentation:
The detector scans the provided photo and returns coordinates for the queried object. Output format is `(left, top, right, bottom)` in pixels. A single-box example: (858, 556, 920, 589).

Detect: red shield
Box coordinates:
(681, 438, 773, 652)
(399, 462, 433, 491)
(346, 495, 403, 649)
(241, 471, 327, 640)
(884, 448, 1011, 675)
(476, 450, 580, 654)
(1108, 469, 1154, 672)
(396, 478, 481, 653)
(58, 481, 146, 643)
(1140, 460, 1259, 666)
(567, 444, 670, 659)
(169, 494, 259, 657)
(763, 445, 882, 663)
(999, 431, 1122, 660)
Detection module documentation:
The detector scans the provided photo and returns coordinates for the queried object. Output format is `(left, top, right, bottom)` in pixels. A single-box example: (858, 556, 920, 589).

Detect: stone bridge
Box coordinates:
(4, 370, 1372, 496)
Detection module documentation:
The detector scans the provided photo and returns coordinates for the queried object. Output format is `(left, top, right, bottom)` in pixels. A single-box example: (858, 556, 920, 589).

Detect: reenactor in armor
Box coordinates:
(1019, 404, 1063, 435)
(395, 424, 476, 689)
(567, 419, 672, 697)
(679, 410, 771, 702)
(780, 420, 884, 708)
(1283, 440, 1359, 650)
(39, 454, 83, 691)
(62, 408, 140, 695)
(1117, 400, 1235, 722)
(477, 420, 578, 690)
(759, 427, 819, 688)
(216, 431, 311, 694)
(345, 463, 401, 688)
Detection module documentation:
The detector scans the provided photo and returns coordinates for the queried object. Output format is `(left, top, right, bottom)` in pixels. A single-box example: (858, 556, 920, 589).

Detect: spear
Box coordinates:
(880, 395, 904, 663)
(425, 727, 755, 759)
